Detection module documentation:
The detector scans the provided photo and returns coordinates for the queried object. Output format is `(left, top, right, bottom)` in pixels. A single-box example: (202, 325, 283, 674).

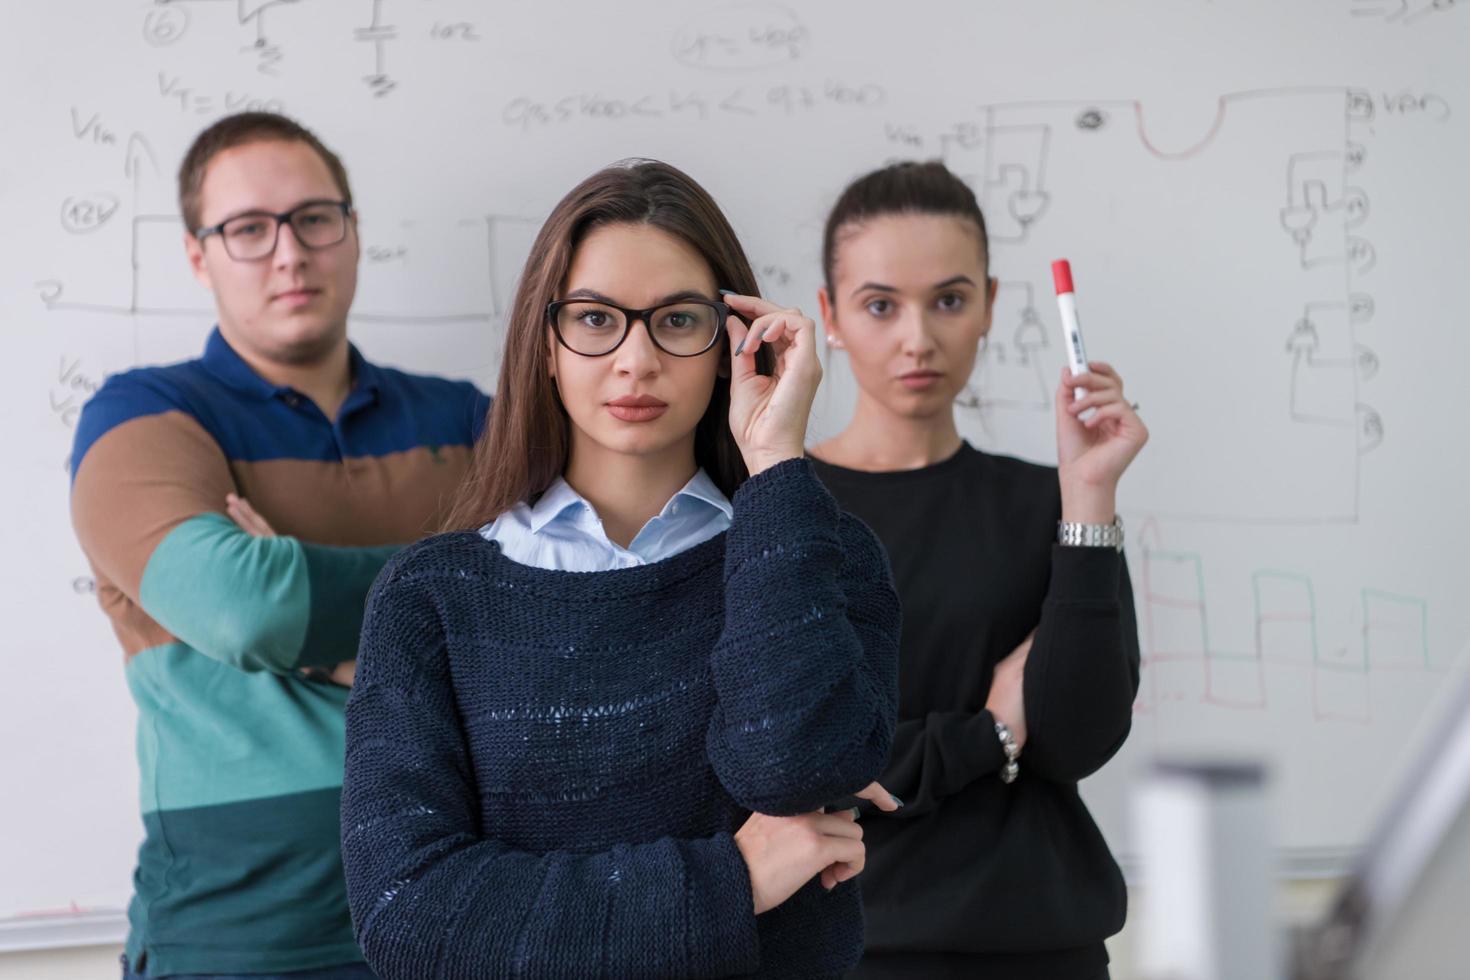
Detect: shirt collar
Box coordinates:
(528, 477, 593, 534)
(201, 326, 381, 405)
(201, 327, 280, 399)
(674, 468, 734, 522)
(348, 343, 382, 397)
(528, 469, 733, 535)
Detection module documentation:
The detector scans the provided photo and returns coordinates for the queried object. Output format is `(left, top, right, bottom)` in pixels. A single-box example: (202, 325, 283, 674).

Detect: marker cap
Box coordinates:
(1051, 259, 1074, 295)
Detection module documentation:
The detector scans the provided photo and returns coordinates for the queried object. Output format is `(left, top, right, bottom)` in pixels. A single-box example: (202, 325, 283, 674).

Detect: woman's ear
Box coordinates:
(980, 275, 999, 339)
(817, 286, 843, 350)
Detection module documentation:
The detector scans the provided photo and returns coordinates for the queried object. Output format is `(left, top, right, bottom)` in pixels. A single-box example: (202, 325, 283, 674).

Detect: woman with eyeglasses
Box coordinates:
(339, 159, 900, 980)
(808, 161, 1147, 980)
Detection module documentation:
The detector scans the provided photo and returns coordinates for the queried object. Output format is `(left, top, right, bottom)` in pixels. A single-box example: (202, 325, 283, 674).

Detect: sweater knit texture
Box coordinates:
(341, 459, 901, 979)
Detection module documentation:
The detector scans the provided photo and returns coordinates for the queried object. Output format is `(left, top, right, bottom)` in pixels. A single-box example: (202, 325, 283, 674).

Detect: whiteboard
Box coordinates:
(2, 0, 1467, 947)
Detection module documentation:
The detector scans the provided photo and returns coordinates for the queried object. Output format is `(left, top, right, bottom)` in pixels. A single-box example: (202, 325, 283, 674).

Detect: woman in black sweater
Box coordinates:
(808, 161, 1148, 979)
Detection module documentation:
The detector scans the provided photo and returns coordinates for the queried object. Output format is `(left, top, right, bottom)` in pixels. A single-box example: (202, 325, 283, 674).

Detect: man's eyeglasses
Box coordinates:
(547, 299, 729, 357)
(195, 200, 353, 261)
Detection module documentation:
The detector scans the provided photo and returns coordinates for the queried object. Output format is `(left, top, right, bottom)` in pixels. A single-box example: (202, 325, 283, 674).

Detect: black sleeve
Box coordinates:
(865, 709, 1008, 819)
(1019, 546, 1141, 783)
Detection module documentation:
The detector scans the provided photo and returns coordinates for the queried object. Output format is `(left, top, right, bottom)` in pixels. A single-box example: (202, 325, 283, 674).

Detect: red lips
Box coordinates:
(898, 370, 944, 391)
(606, 394, 669, 422)
(607, 395, 668, 408)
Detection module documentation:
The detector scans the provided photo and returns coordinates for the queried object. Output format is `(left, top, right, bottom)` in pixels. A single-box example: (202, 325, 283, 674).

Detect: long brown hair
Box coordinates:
(442, 159, 772, 531)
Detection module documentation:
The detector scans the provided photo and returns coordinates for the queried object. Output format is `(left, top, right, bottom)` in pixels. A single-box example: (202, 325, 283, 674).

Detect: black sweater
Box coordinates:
(341, 460, 900, 979)
(811, 443, 1139, 980)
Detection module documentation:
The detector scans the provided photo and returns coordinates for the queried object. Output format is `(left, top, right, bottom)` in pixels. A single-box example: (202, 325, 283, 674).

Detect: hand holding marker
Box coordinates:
(1048, 257, 1149, 519)
(1052, 259, 1089, 409)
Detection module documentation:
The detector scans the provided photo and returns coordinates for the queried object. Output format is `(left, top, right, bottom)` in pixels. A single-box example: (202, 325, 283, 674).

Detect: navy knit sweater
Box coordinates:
(341, 459, 901, 979)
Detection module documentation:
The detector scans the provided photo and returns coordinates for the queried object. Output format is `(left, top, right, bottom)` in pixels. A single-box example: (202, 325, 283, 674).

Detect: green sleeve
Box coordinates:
(140, 512, 399, 673)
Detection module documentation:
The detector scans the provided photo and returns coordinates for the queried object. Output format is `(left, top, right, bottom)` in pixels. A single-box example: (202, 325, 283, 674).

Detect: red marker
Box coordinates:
(1052, 259, 1089, 402)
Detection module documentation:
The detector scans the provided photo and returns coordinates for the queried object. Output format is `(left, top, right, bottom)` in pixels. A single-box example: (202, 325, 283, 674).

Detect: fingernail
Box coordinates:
(847, 806, 861, 820)
(734, 325, 762, 357)
(890, 794, 905, 809)
(718, 288, 734, 296)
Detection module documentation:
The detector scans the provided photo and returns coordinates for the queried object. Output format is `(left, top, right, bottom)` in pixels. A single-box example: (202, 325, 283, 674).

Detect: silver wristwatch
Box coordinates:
(1057, 515, 1124, 551)
(994, 721, 1020, 784)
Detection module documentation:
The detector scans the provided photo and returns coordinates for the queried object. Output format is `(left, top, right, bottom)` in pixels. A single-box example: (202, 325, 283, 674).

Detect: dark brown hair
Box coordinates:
(821, 160, 990, 293)
(178, 111, 353, 233)
(441, 159, 772, 532)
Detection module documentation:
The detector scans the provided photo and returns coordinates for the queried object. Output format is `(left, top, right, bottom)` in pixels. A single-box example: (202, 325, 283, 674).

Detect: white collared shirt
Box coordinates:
(479, 469, 734, 571)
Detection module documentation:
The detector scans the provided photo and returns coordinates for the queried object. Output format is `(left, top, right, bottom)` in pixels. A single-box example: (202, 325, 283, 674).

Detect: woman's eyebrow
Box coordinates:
(561, 287, 715, 306)
(562, 287, 616, 303)
(849, 281, 897, 299)
(849, 275, 975, 299)
(650, 289, 716, 305)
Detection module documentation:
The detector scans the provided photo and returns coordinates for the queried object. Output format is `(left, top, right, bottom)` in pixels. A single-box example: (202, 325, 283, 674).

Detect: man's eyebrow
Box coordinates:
(207, 198, 342, 227)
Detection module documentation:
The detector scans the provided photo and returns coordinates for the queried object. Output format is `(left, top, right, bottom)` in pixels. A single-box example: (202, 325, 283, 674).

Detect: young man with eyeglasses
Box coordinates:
(69, 112, 489, 979)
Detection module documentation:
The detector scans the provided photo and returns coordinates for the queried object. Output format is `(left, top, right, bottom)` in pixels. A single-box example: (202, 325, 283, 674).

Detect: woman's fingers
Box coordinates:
(727, 315, 757, 369)
(736, 312, 808, 358)
(822, 861, 863, 890)
(720, 291, 785, 319)
(812, 809, 864, 840)
(853, 781, 904, 813)
(823, 834, 864, 875)
(802, 809, 867, 890)
(1062, 368, 1121, 395)
(815, 813, 864, 890)
(733, 316, 776, 357)
(1082, 400, 1135, 429)
(820, 836, 865, 875)
(725, 298, 822, 476)
(1066, 387, 1126, 414)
